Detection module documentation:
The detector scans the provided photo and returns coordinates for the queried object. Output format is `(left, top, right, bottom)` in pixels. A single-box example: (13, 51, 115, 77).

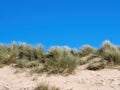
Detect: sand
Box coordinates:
(0, 66, 120, 90)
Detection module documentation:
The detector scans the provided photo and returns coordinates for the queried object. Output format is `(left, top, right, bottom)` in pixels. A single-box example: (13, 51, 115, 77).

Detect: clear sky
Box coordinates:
(0, 0, 120, 49)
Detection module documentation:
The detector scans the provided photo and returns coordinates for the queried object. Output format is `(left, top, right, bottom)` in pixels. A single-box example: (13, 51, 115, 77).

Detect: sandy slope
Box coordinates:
(0, 66, 120, 90)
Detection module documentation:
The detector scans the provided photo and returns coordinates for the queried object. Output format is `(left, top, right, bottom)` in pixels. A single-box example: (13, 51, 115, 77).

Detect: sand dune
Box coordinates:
(0, 66, 120, 90)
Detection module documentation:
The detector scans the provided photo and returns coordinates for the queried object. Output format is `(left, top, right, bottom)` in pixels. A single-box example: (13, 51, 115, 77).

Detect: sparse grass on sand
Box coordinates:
(34, 82, 60, 90)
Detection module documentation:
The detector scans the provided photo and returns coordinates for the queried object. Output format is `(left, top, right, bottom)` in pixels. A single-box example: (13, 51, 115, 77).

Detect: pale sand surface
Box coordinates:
(0, 66, 120, 90)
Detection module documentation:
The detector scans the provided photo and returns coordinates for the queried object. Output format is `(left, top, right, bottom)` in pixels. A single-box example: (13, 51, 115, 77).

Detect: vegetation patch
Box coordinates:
(34, 82, 60, 90)
(0, 41, 120, 74)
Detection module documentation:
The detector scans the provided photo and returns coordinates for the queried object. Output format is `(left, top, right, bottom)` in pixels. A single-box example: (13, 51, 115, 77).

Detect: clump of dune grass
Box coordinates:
(35, 45, 45, 62)
(41, 47, 77, 74)
(79, 45, 97, 57)
(87, 58, 106, 70)
(35, 82, 60, 90)
(35, 82, 49, 90)
(18, 43, 37, 61)
(87, 62, 105, 70)
(15, 59, 39, 68)
(99, 40, 120, 65)
(19, 44, 45, 63)
(0, 43, 19, 65)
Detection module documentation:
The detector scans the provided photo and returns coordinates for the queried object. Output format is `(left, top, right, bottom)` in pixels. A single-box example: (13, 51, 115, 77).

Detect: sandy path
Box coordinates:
(0, 66, 120, 90)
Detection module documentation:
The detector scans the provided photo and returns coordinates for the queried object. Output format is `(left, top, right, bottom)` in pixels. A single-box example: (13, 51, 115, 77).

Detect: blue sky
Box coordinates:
(0, 0, 120, 49)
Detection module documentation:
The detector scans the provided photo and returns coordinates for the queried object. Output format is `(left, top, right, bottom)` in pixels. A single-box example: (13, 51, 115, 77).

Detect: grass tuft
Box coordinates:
(42, 47, 77, 74)
(99, 40, 120, 65)
(35, 82, 60, 90)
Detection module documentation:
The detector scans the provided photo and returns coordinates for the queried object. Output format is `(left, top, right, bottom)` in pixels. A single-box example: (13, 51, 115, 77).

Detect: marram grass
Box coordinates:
(0, 41, 120, 74)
